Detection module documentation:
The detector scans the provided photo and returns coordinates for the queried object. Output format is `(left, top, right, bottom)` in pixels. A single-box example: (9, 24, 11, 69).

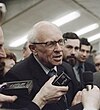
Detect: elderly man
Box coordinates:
(4, 21, 81, 110)
(22, 41, 32, 59)
(0, 3, 69, 110)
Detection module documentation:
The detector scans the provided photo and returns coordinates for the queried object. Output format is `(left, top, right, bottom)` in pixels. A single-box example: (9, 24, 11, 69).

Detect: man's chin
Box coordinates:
(67, 58, 76, 67)
(53, 60, 62, 66)
(80, 59, 85, 63)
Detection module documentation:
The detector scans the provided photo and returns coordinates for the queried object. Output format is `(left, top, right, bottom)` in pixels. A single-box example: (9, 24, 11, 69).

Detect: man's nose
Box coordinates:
(71, 48, 76, 55)
(82, 51, 87, 57)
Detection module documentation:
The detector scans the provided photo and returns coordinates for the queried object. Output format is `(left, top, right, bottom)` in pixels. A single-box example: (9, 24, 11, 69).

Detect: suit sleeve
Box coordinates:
(2, 98, 41, 110)
(69, 103, 83, 110)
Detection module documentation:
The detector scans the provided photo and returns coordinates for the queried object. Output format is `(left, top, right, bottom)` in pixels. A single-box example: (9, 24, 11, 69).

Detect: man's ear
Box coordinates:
(29, 44, 34, 51)
(29, 44, 37, 55)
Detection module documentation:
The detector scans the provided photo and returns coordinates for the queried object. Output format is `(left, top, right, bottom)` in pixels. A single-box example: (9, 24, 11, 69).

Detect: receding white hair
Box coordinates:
(27, 21, 62, 43)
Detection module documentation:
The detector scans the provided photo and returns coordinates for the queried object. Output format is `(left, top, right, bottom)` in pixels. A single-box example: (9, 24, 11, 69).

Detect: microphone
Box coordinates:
(93, 72, 100, 88)
(83, 71, 93, 90)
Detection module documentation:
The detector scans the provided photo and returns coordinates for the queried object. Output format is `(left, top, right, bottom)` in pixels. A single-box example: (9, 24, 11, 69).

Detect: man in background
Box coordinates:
(63, 32, 80, 67)
(77, 38, 96, 72)
(73, 38, 96, 83)
(94, 53, 100, 72)
(22, 41, 32, 59)
(62, 32, 100, 110)
(63, 32, 82, 90)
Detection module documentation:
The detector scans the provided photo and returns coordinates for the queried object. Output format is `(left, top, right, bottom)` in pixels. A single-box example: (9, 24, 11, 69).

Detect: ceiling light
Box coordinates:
(88, 33, 100, 42)
(9, 35, 28, 47)
(9, 11, 80, 48)
(52, 11, 80, 26)
(75, 23, 99, 36)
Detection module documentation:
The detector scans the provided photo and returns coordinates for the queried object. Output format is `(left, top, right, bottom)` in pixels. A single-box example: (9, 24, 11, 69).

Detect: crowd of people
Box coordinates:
(0, 2, 100, 110)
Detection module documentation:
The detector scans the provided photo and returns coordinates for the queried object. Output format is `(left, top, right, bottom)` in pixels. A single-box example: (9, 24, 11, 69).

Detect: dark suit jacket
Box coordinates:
(72, 61, 96, 91)
(84, 62, 96, 72)
(3, 54, 82, 110)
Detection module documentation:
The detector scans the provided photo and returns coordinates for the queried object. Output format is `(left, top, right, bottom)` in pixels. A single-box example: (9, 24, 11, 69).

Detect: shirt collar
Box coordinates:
(74, 61, 84, 70)
(34, 55, 57, 75)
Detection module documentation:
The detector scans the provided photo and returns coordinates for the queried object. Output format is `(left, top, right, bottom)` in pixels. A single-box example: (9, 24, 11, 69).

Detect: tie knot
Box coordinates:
(48, 69, 57, 77)
(78, 63, 83, 69)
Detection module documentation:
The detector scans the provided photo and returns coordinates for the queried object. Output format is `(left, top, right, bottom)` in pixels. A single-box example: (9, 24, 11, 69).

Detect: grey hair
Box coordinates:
(27, 26, 38, 43)
(27, 21, 62, 43)
(95, 51, 100, 56)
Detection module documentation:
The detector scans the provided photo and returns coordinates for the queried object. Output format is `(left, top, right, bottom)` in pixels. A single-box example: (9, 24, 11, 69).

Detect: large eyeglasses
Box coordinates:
(32, 39, 65, 48)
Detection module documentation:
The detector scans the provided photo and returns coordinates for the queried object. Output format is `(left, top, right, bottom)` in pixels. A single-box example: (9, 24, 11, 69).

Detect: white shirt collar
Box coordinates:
(34, 55, 57, 75)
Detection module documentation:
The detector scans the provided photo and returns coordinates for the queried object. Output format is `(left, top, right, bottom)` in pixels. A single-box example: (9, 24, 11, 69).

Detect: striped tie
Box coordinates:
(48, 69, 57, 77)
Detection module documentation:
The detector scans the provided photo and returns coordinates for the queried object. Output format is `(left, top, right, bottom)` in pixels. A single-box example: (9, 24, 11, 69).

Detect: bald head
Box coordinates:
(28, 21, 62, 43)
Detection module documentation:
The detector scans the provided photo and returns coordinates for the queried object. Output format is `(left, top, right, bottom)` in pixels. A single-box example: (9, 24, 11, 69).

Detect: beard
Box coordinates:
(66, 55, 77, 67)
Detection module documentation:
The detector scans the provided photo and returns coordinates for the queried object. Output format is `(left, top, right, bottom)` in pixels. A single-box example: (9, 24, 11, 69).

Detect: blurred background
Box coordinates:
(1, 0, 100, 60)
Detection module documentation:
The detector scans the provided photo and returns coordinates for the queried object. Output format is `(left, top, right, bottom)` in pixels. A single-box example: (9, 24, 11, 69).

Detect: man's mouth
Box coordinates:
(53, 55, 62, 61)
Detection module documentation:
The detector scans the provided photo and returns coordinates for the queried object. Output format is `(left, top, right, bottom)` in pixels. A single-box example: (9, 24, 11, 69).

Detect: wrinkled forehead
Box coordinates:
(38, 31, 62, 42)
(65, 39, 80, 46)
(80, 45, 91, 51)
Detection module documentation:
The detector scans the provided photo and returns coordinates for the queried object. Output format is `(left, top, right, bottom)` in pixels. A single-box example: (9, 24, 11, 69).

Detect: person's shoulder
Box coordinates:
(85, 61, 95, 68)
(61, 61, 74, 73)
(4, 56, 32, 81)
(62, 61, 72, 67)
(85, 61, 92, 65)
(62, 61, 73, 70)
(69, 103, 83, 110)
(12, 54, 34, 69)
(84, 62, 96, 72)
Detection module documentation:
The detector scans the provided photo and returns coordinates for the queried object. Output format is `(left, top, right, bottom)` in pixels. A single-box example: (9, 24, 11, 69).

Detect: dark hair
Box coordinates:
(63, 32, 80, 40)
(80, 38, 93, 52)
(0, 49, 17, 80)
(1, 49, 17, 63)
(7, 53, 16, 62)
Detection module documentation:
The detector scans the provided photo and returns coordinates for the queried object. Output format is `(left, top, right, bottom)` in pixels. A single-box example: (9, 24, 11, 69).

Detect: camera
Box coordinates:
(52, 71, 71, 86)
